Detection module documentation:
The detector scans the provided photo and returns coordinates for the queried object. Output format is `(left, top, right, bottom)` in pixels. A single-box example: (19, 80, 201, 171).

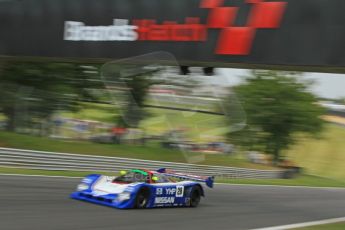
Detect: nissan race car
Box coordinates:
(70, 168, 214, 209)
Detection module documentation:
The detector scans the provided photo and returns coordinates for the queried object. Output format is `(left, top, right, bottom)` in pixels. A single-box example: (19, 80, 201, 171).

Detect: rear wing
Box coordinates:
(157, 168, 214, 188)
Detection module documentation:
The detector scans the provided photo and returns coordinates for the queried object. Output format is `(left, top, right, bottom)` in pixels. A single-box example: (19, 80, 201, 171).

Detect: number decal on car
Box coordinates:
(156, 188, 163, 195)
(176, 186, 184, 197)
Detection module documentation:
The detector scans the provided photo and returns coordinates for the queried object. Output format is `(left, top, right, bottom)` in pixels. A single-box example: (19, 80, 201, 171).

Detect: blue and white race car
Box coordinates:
(70, 168, 214, 209)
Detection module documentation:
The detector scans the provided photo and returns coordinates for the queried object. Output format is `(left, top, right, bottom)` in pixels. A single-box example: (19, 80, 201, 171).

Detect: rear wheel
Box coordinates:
(134, 188, 150, 209)
(190, 186, 201, 207)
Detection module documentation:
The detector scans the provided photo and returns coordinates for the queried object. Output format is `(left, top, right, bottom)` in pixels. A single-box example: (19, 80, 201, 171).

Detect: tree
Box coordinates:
(101, 61, 172, 128)
(119, 72, 153, 128)
(119, 71, 203, 128)
(0, 61, 101, 132)
(227, 70, 325, 163)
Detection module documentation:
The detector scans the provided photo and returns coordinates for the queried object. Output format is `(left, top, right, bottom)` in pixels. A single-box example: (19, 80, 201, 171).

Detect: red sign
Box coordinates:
(200, 0, 287, 55)
(64, 0, 287, 56)
(134, 0, 288, 55)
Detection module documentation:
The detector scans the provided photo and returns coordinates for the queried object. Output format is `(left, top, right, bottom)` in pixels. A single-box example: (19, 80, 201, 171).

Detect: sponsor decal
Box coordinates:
(156, 188, 163, 195)
(154, 197, 175, 204)
(155, 186, 184, 197)
(165, 188, 176, 195)
(176, 186, 184, 197)
(63, 0, 287, 55)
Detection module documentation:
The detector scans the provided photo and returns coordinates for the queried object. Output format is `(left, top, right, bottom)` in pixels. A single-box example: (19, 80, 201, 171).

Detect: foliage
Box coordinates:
(287, 124, 345, 181)
(118, 72, 153, 128)
(0, 61, 101, 132)
(228, 70, 325, 162)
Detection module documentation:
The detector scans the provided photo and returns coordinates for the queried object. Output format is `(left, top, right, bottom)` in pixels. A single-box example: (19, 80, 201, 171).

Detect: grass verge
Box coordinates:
(286, 124, 345, 181)
(0, 167, 111, 177)
(0, 131, 275, 170)
(1, 167, 345, 188)
(216, 175, 345, 188)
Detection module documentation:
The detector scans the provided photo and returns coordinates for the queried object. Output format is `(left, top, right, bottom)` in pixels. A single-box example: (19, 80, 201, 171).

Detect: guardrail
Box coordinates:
(0, 147, 285, 179)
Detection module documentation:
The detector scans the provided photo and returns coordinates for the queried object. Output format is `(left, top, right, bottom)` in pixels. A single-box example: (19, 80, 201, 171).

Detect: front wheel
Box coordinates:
(134, 188, 150, 209)
(190, 186, 201, 207)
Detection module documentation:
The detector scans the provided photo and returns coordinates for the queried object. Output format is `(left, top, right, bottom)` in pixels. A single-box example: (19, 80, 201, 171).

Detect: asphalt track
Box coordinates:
(0, 175, 345, 230)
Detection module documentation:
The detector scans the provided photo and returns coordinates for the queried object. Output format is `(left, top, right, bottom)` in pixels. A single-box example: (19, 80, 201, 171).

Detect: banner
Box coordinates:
(0, 0, 344, 68)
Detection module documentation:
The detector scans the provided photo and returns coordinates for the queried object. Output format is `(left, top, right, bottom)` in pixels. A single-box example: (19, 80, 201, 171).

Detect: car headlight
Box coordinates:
(116, 192, 131, 202)
(77, 183, 89, 191)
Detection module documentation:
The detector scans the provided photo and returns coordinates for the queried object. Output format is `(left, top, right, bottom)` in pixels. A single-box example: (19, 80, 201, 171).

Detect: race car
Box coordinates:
(70, 168, 214, 209)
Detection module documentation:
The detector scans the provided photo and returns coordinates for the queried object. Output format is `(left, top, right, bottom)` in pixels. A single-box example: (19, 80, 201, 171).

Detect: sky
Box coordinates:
(214, 68, 345, 100)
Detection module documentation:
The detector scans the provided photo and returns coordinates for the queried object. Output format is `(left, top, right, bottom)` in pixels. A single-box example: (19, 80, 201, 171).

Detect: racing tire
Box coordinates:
(190, 186, 201, 208)
(134, 188, 150, 209)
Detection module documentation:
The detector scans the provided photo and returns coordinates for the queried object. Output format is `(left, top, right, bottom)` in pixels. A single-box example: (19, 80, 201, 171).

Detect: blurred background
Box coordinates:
(1, 58, 345, 183)
(2, 0, 345, 229)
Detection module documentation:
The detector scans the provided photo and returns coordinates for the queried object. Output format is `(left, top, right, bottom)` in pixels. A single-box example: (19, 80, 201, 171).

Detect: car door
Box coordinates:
(151, 183, 186, 207)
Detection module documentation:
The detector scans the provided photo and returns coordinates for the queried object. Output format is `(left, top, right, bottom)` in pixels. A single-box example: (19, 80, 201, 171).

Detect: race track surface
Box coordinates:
(0, 175, 345, 230)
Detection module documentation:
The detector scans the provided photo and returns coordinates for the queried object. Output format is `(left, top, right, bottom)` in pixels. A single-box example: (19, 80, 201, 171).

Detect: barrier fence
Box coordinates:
(0, 147, 285, 179)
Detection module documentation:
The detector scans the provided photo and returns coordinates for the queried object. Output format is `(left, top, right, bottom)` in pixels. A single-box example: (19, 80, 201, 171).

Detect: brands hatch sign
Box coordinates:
(1, 0, 345, 69)
(64, 0, 287, 55)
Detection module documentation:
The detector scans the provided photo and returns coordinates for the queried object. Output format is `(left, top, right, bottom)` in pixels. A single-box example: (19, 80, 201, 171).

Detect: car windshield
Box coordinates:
(152, 173, 174, 183)
(113, 171, 148, 183)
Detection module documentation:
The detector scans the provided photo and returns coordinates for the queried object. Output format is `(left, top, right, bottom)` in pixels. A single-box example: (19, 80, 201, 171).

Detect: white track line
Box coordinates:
(251, 217, 345, 230)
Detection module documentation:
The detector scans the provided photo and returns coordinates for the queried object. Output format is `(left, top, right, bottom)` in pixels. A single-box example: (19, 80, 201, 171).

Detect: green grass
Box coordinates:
(0, 131, 275, 169)
(141, 108, 227, 142)
(145, 98, 219, 113)
(0, 113, 6, 121)
(60, 103, 228, 142)
(286, 124, 345, 181)
(52, 103, 345, 181)
(60, 102, 118, 123)
(3, 102, 345, 181)
(1, 167, 344, 188)
(0, 167, 108, 177)
(217, 175, 345, 188)
(293, 222, 345, 230)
